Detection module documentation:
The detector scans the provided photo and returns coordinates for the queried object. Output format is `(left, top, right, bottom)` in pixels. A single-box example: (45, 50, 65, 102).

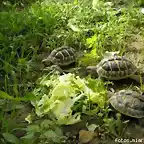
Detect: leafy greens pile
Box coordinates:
(31, 73, 107, 125)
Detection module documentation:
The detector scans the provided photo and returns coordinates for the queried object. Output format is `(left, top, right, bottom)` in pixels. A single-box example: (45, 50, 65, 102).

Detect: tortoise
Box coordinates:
(42, 46, 77, 66)
(42, 46, 83, 73)
(86, 51, 143, 83)
(108, 89, 144, 118)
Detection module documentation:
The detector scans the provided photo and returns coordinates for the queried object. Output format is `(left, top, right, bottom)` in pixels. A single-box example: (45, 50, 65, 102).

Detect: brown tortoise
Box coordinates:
(86, 51, 144, 83)
(42, 46, 83, 74)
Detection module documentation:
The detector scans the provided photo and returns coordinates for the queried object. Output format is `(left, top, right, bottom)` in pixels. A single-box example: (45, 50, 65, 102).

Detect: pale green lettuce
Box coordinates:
(31, 73, 107, 125)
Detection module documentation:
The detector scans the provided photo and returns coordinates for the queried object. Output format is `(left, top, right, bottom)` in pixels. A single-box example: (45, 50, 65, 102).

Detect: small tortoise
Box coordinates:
(42, 46, 76, 67)
(86, 51, 143, 83)
(42, 46, 82, 73)
(108, 89, 144, 118)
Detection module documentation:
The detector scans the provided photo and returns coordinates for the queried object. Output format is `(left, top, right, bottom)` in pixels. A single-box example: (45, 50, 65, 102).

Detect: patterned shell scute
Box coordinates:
(97, 56, 137, 80)
(48, 46, 76, 66)
(110, 90, 144, 118)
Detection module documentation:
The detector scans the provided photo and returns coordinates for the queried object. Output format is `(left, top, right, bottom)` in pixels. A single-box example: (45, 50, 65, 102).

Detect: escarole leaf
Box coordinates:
(31, 73, 107, 125)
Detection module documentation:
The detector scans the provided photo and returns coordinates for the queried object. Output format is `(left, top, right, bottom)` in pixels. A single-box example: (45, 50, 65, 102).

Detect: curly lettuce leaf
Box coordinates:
(31, 73, 107, 125)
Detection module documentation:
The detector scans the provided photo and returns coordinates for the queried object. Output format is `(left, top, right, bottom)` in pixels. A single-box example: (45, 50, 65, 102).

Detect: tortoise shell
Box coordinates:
(86, 52, 138, 80)
(42, 46, 76, 66)
(109, 89, 144, 118)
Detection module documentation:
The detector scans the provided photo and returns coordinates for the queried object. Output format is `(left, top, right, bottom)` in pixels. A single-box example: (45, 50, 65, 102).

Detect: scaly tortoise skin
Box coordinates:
(86, 51, 142, 83)
(42, 46, 76, 67)
(108, 89, 144, 118)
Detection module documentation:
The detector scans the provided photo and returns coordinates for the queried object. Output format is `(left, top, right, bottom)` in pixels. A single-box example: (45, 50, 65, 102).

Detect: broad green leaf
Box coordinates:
(86, 124, 99, 132)
(0, 90, 36, 101)
(2, 133, 21, 144)
(40, 119, 54, 129)
(55, 127, 63, 136)
(0, 90, 15, 100)
(23, 92, 36, 101)
(43, 130, 57, 138)
(21, 132, 35, 139)
(26, 125, 40, 132)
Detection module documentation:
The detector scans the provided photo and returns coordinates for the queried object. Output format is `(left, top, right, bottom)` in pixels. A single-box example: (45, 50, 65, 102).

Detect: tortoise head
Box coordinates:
(86, 66, 98, 77)
(104, 51, 120, 59)
(42, 57, 51, 66)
